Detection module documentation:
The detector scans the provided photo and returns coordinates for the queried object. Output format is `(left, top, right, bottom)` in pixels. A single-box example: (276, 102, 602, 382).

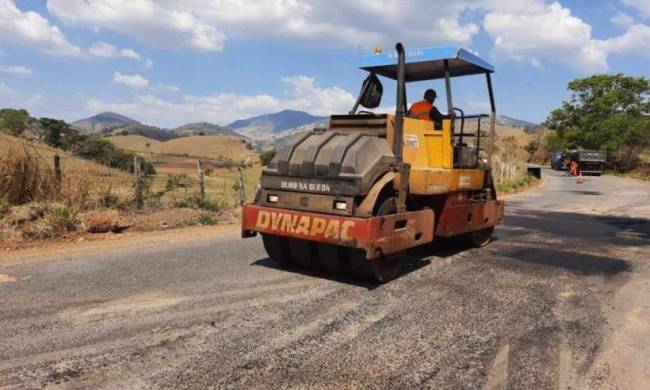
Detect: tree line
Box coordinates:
(541, 73, 649, 171)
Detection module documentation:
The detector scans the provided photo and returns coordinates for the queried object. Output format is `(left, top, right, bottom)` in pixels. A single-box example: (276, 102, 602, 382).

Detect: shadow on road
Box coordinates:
(502, 247, 631, 276)
(568, 190, 603, 196)
(506, 209, 650, 246)
(251, 255, 432, 289)
(251, 207, 644, 285)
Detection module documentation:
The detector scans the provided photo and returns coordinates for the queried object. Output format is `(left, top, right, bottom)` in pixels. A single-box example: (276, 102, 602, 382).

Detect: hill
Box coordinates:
(72, 112, 247, 141)
(496, 115, 538, 129)
(226, 109, 327, 139)
(107, 135, 161, 154)
(155, 135, 255, 160)
(172, 122, 241, 138)
(71, 112, 138, 133)
(107, 134, 256, 161)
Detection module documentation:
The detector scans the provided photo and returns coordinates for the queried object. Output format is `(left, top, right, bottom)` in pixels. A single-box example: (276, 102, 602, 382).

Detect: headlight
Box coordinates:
(267, 194, 279, 203)
(334, 200, 347, 210)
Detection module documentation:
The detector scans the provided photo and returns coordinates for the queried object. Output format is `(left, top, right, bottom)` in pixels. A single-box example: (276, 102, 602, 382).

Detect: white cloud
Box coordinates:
(598, 23, 650, 54)
(144, 58, 154, 68)
(48, 0, 226, 51)
(89, 41, 118, 57)
(47, 0, 480, 51)
(484, 1, 608, 72)
(89, 41, 146, 63)
(120, 48, 141, 59)
(0, 0, 82, 56)
(623, 0, 650, 19)
(1, 65, 32, 76)
(112, 72, 149, 88)
(87, 75, 355, 127)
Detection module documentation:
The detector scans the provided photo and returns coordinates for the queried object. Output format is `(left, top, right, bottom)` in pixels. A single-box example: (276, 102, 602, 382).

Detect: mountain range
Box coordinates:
(71, 112, 242, 141)
(72, 110, 538, 144)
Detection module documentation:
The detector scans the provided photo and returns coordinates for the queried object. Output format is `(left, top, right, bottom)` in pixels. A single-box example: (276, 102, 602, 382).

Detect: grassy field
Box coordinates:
(104, 134, 262, 207)
(0, 132, 133, 196)
(108, 134, 256, 161)
(0, 132, 263, 247)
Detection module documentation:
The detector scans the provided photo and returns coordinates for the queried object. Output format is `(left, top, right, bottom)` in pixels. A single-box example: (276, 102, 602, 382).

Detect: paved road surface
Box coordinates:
(1, 169, 649, 389)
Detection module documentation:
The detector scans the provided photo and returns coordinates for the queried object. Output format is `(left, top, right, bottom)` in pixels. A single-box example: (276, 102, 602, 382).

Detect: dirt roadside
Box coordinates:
(0, 223, 240, 267)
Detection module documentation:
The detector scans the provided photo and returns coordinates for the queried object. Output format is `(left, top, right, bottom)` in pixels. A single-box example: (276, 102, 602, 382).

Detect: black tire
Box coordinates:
(262, 234, 294, 267)
(354, 196, 405, 284)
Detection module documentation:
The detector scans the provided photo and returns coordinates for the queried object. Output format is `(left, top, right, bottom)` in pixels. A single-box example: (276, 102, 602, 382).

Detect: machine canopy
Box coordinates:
(359, 46, 494, 82)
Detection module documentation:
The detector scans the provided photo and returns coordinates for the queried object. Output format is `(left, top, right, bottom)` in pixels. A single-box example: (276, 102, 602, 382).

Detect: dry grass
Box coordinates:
(107, 134, 255, 161)
(0, 146, 58, 204)
(106, 135, 161, 154)
(81, 210, 130, 233)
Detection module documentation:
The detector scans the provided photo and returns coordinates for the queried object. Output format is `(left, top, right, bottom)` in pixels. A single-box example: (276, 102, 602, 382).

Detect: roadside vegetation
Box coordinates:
(496, 173, 540, 195)
(526, 74, 650, 178)
(0, 110, 261, 249)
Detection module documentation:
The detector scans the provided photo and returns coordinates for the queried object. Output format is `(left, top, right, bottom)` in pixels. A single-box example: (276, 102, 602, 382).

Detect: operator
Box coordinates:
(409, 89, 449, 130)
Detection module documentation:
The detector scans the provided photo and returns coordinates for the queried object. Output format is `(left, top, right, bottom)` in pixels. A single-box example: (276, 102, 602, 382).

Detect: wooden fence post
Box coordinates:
(53, 154, 62, 181)
(236, 165, 246, 206)
(197, 160, 205, 200)
(133, 155, 144, 210)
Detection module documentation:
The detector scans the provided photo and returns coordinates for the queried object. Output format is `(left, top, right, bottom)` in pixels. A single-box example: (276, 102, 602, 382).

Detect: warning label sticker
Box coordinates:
(405, 134, 419, 148)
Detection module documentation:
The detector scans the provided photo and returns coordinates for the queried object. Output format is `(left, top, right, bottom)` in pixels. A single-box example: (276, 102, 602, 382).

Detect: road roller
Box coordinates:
(242, 43, 505, 283)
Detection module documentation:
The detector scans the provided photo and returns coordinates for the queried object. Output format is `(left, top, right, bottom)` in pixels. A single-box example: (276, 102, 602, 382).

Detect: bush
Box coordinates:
(177, 193, 222, 211)
(165, 174, 193, 191)
(259, 149, 277, 166)
(198, 214, 218, 225)
(73, 136, 156, 175)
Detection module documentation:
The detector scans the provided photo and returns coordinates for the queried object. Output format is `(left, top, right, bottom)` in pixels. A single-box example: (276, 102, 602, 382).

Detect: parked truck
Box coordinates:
(571, 149, 606, 175)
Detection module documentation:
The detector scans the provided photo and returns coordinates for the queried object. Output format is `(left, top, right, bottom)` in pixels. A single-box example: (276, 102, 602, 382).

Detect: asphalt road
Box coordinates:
(1, 169, 649, 389)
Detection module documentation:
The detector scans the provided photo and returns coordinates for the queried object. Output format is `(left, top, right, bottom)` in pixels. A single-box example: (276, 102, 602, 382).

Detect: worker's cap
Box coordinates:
(424, 89, 437, 99)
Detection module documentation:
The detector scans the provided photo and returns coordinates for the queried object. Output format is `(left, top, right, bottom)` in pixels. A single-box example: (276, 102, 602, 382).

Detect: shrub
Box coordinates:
(198, 214, 218, 225)
(165, 174, 192, 190)
(177, 193, 222, 211)
(259, 149, 277, 166)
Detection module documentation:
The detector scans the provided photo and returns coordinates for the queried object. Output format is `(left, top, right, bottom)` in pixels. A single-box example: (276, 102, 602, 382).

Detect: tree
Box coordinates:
(39, 118, 70, 148)
(259, 149, 277, 166)
(0, 109, 29, 136)
(544, 74, 650, 171)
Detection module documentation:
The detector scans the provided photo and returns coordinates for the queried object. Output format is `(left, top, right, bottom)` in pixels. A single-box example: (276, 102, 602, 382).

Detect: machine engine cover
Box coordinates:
(263, 131, 396, 196)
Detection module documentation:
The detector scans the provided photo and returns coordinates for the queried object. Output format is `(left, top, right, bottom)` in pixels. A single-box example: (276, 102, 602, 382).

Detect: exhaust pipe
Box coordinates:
(393, 42, 406, 161)
(393, 43, 409, 214)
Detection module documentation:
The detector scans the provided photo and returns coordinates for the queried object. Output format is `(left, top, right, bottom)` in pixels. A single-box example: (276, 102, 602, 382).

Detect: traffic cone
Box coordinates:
(577, 172, 583, 184)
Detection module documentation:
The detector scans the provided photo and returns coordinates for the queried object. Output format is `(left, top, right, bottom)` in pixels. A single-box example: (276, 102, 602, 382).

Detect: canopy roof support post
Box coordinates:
(443, 60, 454, 135)
(486, 72, 496, 166)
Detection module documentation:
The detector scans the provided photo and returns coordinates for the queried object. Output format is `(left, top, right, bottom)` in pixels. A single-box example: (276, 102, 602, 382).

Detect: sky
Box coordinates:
(0, 0, 648, 128)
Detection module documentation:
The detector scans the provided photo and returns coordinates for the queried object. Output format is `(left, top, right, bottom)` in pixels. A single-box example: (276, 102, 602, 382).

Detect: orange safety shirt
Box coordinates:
(410, 100, 433, 121)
